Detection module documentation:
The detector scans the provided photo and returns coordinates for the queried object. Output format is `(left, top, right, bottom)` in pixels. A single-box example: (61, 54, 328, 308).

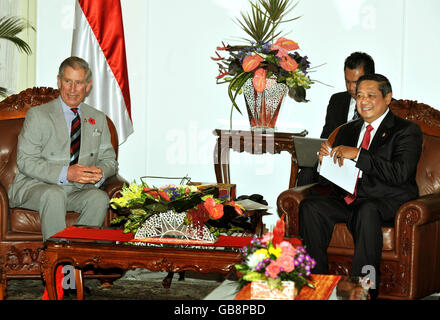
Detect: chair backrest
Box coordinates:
(328, 99, 440, 197)
(389, 99, 440, 196)
(0, 87, 119, 192)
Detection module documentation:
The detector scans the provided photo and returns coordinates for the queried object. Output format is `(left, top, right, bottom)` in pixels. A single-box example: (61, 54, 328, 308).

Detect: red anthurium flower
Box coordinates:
(274, 37, 299, 51)
(158, 190, 170, 201)
(143, 187, 159, 199)
(252, 68, 267, 93)
(280, 55, 298, 72)
(225, 201, 244, 215)
(203, 197, 224, 220)
(242, 54, 264, 72)
(272, 214, 286, 247)
(88, 117, 95, 125)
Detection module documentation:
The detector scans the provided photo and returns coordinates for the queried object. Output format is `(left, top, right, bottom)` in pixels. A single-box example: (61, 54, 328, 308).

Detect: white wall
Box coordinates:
(35, 0, 440, 228)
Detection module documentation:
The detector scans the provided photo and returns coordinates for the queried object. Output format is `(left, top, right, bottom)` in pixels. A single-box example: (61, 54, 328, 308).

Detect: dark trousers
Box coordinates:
(296, 166, 319, 186)
(299, 195, 397, 290)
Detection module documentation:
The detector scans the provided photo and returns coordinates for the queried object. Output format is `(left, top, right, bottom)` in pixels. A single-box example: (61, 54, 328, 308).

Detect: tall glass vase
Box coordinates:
(243, 77, 288, 132)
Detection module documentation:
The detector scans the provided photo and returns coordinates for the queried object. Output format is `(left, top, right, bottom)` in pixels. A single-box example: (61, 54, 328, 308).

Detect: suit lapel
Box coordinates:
(339, 119, 363, 147)
(368, 110, 395, 152)
(341, 91, 351, 121)
(48, 99, 69, 143)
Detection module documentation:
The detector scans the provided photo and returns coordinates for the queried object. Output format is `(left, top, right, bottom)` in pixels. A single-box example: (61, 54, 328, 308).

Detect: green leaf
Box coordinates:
(243, 272, 266, 282)
(0, 16, 34, 54)
(266, 277, 283, 290)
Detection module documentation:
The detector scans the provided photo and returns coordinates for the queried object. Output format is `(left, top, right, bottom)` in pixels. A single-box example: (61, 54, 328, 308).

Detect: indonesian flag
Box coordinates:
(72, 0, 133, 143)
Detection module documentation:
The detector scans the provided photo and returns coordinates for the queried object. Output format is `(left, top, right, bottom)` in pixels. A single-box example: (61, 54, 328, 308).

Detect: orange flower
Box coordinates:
(252, 68, 267, 92)
(273, 37, 299, 51)
(203, 197, 224, 220)
(242, 54, 264, 72)
(279, 55, 298, 72)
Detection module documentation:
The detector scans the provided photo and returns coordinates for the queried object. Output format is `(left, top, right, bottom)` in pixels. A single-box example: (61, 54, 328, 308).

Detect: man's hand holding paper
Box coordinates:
(318, 141, 361, 194)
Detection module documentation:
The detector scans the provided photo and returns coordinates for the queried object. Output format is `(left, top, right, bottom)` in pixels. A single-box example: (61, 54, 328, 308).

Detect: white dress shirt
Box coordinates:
(357, 108, 390, 177)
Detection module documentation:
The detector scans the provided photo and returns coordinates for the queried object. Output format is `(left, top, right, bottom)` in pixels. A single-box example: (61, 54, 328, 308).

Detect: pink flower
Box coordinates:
(279, 241, 296, 257)
(276, 254, 295, 273)
(265, 261, 282, 279)
(261, 231, 273, 244)
(271, 45, 289, 58)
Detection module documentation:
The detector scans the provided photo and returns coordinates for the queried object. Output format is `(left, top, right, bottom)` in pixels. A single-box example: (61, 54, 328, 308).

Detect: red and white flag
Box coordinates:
(72, 0, 133, 143)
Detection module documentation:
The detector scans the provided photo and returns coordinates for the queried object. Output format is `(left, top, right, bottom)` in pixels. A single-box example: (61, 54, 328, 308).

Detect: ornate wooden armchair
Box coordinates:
(0, 87, 128, 299)
(277, 99, 440, 300)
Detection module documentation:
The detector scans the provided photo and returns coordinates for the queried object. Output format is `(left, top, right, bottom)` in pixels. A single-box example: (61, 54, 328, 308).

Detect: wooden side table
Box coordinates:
(213, 129, 307, 189)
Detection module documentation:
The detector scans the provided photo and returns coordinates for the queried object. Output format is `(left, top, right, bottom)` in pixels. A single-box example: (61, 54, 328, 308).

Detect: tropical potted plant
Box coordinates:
(0, 15, 34, 97)
(212, 0, 316, 130)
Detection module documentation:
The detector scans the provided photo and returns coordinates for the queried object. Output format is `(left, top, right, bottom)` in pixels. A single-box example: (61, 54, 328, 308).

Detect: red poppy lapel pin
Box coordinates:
(88, 117, 95, 125)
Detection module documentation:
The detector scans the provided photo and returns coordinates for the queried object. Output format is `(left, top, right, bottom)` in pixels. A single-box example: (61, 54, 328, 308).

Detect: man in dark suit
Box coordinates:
(297, 52, 375, 186)
(298, 74, 422, 296)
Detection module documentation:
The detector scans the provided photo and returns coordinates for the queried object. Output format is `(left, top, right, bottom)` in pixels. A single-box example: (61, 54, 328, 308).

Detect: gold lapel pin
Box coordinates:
(382, 132, 386, 137)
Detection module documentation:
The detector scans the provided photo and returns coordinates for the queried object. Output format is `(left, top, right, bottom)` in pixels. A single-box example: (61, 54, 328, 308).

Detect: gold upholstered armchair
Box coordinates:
(0, 87, 128, 299)
(277, 99, 440, 300)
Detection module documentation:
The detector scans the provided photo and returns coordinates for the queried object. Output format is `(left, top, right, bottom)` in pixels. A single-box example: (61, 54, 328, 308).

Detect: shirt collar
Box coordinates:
(59, 96, 82, 114)
(364, 108, 389, 131)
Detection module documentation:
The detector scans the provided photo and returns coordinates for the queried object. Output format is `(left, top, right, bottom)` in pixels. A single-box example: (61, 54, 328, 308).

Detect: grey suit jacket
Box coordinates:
(8, 98, 118, 207)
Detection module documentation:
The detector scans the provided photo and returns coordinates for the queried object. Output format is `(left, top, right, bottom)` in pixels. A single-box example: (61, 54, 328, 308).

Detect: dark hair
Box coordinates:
(356, 73, 393, 97)
(58, 56, 92, 83)
(344, 52, 375, 74)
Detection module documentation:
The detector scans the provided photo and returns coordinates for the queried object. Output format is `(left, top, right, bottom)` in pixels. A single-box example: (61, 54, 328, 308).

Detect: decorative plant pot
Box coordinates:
(250, 280, 296, 300)
(243, 77, 288, 131)
(134, 211, 217, 243)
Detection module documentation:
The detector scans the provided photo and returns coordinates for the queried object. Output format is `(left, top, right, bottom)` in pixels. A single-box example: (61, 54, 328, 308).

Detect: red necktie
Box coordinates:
(70, 108, 81, 165)
(344, 124, 374, 204)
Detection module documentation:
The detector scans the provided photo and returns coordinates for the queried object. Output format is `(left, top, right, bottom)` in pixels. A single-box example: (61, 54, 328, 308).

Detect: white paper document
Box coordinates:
(319, 156, 360, 194)
(235, 199, 271, 211)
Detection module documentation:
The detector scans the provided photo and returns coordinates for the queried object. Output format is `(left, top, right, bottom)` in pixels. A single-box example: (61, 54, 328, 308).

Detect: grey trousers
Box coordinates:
(16, 183, 109, 241)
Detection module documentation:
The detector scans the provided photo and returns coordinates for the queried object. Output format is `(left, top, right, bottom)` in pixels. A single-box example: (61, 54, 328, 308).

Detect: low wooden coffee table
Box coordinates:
(40, 231, 244, 300)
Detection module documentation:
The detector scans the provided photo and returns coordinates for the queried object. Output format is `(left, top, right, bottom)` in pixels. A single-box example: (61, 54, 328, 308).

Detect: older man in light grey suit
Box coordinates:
(8, 56, 118, 241)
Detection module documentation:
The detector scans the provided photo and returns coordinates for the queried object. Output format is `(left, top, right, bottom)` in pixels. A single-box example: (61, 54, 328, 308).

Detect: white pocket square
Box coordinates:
(92, 128, 102, 136)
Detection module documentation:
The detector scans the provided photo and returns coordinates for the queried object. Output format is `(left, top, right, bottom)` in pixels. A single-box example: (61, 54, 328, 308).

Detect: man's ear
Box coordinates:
(57, 75, 61, 89)
(86, 80, 93, 96)
(385, 92, 392, 105)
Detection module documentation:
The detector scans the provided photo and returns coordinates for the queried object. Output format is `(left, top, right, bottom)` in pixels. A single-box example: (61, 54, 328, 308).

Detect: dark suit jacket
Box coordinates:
(320, 91, 352, 138)
(331, 110, 423, 219)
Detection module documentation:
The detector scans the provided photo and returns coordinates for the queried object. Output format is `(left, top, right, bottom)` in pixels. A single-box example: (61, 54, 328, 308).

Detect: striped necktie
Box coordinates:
(70, 108, 81, 165)
(344, 124, 374, 204)
(352, 108, 360, 120)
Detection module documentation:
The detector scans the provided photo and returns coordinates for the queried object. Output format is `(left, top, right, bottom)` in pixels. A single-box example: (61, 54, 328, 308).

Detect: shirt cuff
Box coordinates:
(57, 166, 69, 185)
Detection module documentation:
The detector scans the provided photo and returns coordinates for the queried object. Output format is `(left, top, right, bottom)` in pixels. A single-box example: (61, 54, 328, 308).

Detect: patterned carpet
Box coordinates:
(4, 270, 223, 300)
(3, 269, 440, 300)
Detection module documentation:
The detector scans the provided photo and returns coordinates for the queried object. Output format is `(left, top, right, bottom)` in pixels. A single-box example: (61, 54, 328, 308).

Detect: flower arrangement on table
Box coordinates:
(212, 0, 318, 127)
(235, 215, 316, 296)
(110, 181, 248, 238)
